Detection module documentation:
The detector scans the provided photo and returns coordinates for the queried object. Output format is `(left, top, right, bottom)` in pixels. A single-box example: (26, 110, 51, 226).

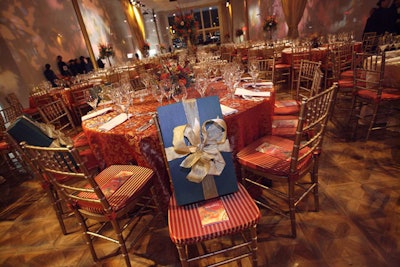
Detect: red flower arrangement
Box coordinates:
(263, 15, 278, 32)
(173, 9, 198, 44)
(98, 43, 115, 59)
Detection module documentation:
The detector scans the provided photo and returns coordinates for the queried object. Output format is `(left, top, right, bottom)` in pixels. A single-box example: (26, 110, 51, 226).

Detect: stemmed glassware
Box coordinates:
(159, 79, 173, 103)
(85, 89, 99, 112)
(151, 83, 164, 106)
(120, 82, 137, 128)
(222, 62, 241, 107)
(248, 60, 259, 88)
(171, 82, 188, 102)
(195, 73, 208, 97)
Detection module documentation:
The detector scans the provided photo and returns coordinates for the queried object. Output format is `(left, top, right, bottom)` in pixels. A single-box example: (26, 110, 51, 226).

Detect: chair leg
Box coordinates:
(47, 185, 68, 235)
(110, 219, 131, 267)
(75, 210, 100, 263)
(365, 102, 380, 141)
(288, 180, 297, 238)
(176, 244, 189, 267)
(250, 224, 258, 267)
(311, 158, 320, 212)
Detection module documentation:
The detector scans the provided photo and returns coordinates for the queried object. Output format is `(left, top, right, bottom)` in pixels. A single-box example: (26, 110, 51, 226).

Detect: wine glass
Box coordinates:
(195, 74, 208, 97)
(171, 83, 188, 102)
(151, 83, 164, 106)
(85, 90, 99, 112)
(248, 60, 259, 88)
(159, 79, 173, 102)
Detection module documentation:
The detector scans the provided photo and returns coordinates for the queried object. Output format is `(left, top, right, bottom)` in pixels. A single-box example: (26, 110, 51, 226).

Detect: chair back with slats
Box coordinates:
(257, 57, 275, 82)
(38, 99, 78, 135)
(21, 142, 157, 267)
(353, 52, 385, 97)
(5, 93, 24, 112)
(331, 42, 355, 81)
(130, 76, 146, 91)
(0, 105, 22, 132)
(291, 84, 337, 174)
(295, 60, 322, 100)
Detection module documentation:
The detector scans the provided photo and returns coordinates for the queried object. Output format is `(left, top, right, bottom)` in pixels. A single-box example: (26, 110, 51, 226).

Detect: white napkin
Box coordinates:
(235, 88, 271, 97)
(98, 100, 113, 107)
(81, 107, 112, 121)
(242, 81, 273, 88)
(98, 113, 132, 131)
(220, 104, 238, 116)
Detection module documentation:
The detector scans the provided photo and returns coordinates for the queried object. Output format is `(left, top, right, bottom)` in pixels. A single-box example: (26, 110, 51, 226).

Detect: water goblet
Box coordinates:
(248, 61, 259, 88)
(195, 75, 208, 97)
(85, 90, 99, 112)
(151, 84, 164, 106)
(159, 79, 173, 102)
(171, 83, 188, 102)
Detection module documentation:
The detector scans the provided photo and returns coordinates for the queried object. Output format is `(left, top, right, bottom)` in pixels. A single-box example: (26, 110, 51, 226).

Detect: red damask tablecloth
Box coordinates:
(82, 82, 275, 211)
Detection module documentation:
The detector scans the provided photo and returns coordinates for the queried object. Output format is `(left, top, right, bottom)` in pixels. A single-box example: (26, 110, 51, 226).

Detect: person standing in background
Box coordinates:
(56, 55, 71, 77)
(43, 63, 58, 87)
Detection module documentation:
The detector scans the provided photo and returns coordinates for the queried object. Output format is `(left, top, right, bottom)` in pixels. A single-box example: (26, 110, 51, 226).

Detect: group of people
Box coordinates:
(363, 0, 400, 37)
(43, 55, 105, 87)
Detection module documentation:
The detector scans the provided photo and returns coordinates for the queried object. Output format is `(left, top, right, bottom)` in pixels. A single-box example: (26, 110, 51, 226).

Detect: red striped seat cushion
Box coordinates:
(168, 183, 260, 245)
(0, 141, 10, 150)
(271, 115, 298, 137)
(77, 165, 153, 214)
(340, 70, 354, 79)
(274, 99, 300, 115)
(357, 88, 400, 101)
(237, 135, 312, 177)
(338, 79, 353, 89)
(275, 63, 291, 69)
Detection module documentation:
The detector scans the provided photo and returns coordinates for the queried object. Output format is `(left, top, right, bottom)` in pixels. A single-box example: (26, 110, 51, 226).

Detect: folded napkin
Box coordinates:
(81, 107, 112, 121)
(220, 104, 238, 116)
(242, 81, 273, 88)
(235, 88, 271, 97)
(98, 113, 132, 131)
(98, 100, 113, 107)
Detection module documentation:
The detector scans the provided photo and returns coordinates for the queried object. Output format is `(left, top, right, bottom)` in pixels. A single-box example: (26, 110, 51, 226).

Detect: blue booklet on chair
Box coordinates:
(157, 96, 239, 206)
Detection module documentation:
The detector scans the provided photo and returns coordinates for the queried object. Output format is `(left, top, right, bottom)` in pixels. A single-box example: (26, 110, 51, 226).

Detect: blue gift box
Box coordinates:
(157, 96, 239, 206)
(7, 116, 53, 147)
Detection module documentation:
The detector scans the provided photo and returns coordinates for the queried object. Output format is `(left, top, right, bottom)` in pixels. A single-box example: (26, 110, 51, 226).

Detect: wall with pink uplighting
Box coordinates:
(0, 0, 379, 108)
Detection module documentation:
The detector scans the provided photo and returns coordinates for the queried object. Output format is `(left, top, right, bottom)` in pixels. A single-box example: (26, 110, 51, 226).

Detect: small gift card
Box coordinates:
(256, 142, 291, 161)
(101, 171, 133, 196)
(198, 198, 229, 226)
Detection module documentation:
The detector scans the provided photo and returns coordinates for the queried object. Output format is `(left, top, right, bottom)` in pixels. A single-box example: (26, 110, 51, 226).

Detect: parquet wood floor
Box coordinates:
(0, 87, 399, 266)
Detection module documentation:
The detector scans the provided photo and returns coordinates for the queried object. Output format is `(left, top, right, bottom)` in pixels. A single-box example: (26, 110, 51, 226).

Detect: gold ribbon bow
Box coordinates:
(165, 99, 231, 183)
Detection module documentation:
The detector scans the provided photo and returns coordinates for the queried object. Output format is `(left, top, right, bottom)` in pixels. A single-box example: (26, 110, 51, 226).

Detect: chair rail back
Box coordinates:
(291, 83, 337, 174)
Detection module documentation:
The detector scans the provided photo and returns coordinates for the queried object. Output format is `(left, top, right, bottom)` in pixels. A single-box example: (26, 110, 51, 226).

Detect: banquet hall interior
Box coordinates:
(0, 0, 400, 266)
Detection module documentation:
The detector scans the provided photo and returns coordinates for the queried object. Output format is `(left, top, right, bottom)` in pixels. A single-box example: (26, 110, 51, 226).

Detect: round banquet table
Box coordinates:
(81, 82, 275, 212)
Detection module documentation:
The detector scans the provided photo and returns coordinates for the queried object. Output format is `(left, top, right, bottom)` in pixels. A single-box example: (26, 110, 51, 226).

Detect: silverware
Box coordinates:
(137, 119, 154, 132)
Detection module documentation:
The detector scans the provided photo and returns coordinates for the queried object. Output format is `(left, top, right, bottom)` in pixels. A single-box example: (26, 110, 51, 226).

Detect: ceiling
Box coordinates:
(135, 0, 222, 13)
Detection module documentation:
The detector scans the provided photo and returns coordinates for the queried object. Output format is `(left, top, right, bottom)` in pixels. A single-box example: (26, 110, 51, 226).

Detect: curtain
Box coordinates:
(281, 0, 307, 39)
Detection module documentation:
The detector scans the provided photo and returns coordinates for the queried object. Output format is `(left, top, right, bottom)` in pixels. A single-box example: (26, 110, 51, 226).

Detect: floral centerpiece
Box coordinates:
(98, 43, 115, 67)
(310, 33, 322, 48)
(142, 42, 150, 57)
(263, 15, 277, 40)
(236, 29, 244, 43)
(263, 15, 278, 32)
(154, 59, 193, 87)
(172, 9, 198, 47)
